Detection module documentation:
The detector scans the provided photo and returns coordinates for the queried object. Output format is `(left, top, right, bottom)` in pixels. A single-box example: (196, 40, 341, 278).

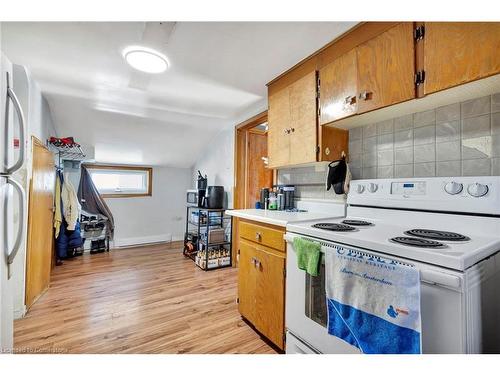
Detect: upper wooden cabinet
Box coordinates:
(268, 71, 349, 168)
(356, 22, 415, 113)
(267, 22, 500, 168)
(288, 71, 318, 165)
(268, 71, 317, 168)
(423, 22, 500, 95)
(319, 48, 358, 124)
(319, 22, 415, 124)
(267, 86, 291, 169)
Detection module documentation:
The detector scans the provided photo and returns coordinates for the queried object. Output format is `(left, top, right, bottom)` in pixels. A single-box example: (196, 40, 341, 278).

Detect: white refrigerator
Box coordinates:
(1, 51, 26, 351)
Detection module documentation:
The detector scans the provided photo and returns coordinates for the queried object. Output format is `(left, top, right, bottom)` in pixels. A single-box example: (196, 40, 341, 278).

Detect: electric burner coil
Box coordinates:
(390, 236, 446, 248)
(312, 223, 356, 232)
(405, 229, 470, 241)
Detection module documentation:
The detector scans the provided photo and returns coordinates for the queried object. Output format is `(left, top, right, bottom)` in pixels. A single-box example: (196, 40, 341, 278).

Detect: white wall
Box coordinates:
(106, 166, 192, 247)
(65, 164, 192, 248)
(191, 127, 235, 209)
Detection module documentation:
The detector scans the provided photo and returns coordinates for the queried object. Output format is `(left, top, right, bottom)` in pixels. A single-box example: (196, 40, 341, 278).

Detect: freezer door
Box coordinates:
(0, 51, 14, 351)
(2, 52, 27, 176)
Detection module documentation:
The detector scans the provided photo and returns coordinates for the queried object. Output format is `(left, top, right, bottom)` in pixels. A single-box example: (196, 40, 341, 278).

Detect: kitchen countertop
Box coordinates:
(226, 209, 339, 227)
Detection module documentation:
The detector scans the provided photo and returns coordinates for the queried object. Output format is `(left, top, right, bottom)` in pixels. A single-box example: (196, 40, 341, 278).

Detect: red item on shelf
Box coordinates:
(48, 136, 80, 148)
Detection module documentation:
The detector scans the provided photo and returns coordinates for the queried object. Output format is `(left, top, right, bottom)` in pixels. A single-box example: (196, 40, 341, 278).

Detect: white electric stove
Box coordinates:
(285, 176, 500, 354)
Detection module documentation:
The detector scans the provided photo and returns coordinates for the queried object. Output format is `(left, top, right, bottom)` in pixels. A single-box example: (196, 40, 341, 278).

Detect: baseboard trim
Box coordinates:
(113, 234, 183, 248)
(14, 305, 27, 320)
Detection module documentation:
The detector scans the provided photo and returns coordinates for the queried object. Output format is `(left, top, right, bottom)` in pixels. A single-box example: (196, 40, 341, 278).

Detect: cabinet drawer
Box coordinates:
(239, 220, 285, 252)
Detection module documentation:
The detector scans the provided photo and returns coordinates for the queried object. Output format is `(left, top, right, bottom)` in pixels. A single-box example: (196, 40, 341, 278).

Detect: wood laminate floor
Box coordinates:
(14, 243, 278, 354)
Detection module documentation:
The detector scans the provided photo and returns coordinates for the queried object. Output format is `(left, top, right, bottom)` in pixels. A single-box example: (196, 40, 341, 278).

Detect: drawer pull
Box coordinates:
(359, 90, 372, 101)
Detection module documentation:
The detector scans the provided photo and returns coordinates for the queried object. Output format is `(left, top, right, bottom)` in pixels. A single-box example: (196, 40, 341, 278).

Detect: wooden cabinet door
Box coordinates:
(254, 245, 285, 350)
(267, 86, 291, 168)
(288, 71, 318, 165)
(423, 22, 500, 95)
(319, 48, 358, 124)
(238, 239, 258, 324)
(356, 22, 415, 114)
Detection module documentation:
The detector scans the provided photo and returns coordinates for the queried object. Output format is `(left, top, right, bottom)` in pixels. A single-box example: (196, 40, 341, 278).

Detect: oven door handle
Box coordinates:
(420, 269, 461, 288)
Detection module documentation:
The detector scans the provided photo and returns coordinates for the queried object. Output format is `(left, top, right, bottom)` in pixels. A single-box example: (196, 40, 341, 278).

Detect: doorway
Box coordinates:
(232, 111, 274, 264)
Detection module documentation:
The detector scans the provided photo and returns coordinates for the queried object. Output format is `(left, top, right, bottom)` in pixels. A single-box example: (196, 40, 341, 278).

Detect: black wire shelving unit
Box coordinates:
(183, 207, 232, 271)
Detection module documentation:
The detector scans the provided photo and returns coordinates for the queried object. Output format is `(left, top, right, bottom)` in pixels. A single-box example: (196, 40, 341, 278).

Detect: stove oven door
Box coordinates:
(285, 236, 360, 354)
(285, 233, 467, 354)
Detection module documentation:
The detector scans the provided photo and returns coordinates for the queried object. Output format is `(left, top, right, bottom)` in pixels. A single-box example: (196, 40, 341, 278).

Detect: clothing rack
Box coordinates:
(47, 141, 86, 170)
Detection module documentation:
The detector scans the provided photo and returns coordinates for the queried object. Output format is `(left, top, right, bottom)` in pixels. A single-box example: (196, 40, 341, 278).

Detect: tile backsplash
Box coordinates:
(277, 92, 500, 201)
(349, 93, 500, 179)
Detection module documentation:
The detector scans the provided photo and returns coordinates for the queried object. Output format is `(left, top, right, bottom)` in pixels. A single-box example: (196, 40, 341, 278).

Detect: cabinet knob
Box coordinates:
(344, 95, 356, 105)
(255, 232, 262, 241)
(283, 128, 292, 135)
(359, 91, 372, 101)
(255, 259, 261, 269)
(290, 127, 295, 133)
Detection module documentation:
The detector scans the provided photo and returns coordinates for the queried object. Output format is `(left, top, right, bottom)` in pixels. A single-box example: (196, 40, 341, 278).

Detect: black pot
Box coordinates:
(205, 186, 224, 209)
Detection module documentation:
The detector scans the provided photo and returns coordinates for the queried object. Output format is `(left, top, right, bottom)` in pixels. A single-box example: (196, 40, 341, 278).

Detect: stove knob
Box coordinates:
(467, 183, 489, 198)
(367, 183, 378, 193)
(356, 184, 365, 194)
(444, 181, 463, 195)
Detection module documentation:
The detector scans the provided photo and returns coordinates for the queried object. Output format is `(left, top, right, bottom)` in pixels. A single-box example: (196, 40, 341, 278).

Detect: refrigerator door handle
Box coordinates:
(3, 78, 26, 175)
(4, 176, 25, 278)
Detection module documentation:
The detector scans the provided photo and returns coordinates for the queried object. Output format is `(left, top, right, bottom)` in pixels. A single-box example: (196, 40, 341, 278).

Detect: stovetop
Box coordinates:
(286, 207, 500, 271)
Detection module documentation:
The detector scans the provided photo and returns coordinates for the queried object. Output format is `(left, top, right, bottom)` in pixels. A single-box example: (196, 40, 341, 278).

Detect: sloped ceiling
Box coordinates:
(1, 22, 357, 167)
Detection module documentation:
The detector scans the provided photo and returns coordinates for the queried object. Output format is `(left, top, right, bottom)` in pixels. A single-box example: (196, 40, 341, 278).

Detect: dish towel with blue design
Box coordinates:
(325, 247, 421, 354)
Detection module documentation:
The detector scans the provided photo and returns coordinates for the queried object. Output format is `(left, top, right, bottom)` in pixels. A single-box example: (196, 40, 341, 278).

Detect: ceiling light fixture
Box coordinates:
(122, 46, 169, 74)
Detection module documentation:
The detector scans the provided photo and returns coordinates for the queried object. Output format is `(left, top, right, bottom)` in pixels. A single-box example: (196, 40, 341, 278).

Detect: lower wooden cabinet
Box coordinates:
(237, 221, 286, 350)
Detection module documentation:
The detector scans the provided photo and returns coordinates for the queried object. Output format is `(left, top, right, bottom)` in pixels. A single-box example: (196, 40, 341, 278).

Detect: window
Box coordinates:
(86, 165, 152, 198)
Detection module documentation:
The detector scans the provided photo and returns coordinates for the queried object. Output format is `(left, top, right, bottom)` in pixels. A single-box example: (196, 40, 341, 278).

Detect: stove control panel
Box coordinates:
(467, 183, 489, 198)
(444, 181, 463, 195)
(348, 177, 500, 215)
(391, 181, 426, 196)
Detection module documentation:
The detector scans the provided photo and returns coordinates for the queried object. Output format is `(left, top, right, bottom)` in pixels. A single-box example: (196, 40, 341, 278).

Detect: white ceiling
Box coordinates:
(1, 22, 357, 167)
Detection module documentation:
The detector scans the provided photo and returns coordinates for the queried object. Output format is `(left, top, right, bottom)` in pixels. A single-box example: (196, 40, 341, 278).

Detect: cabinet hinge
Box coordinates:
(414, 25, 425, 41)
(283, 332, 286, 344)
(414, 70, 426, 86)
(316, 78, 321, 99)
(283, 266, 286, 278)
(316, 145, 320, 155)
(236, 297, 239, 304)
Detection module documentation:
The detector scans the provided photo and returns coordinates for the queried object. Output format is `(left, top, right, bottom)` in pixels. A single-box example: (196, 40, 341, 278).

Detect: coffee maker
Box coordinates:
(275, 185, 295, 210)
(197, 170, 207, 207)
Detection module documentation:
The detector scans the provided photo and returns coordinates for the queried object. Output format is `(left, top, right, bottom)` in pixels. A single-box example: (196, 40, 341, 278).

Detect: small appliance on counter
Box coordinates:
(204, 185, 225, 209)
(186, 189, 199, 206)
(279, 185, 295, 210)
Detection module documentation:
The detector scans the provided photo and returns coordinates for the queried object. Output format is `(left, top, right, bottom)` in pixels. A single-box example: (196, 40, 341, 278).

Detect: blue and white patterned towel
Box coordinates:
(325, 246, 422, 354)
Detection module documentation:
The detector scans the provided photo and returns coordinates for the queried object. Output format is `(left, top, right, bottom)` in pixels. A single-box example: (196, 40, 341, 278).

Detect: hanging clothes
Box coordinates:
(56, 219, 84, 259)
(78, 165, 115, 239)
(54, 171, 63, 238)
(61, 177, 81, 230)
